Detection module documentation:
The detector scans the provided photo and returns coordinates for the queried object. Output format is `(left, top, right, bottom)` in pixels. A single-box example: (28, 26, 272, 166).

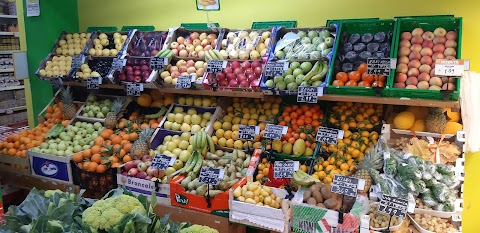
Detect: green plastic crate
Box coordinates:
(121, 26, 155, 32)
(251, 21, 297, 29)
(327, 19, 397, 96)
(385, 17, 462, 100)
(180, 23, 220, 30)
(86, 26, 117, 32)
(394, 15, 455, 20)
(326, 18, 379, 27)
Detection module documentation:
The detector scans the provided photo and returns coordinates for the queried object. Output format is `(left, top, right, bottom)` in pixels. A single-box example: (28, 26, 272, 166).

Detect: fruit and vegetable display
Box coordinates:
(264, 60, 329, 90)
(126, 31, 166, 57)
(115, 57, 153, 83)
(233, 181, 283, 208)
(38, 55, 74, 78)
(332, 63, 386, 87)
(301, 183, 343, 210)
(273, 28, 336, 60)
(54, 32, 91, 56)
(88, 32, 128, 57)
(411, 213, 459, 232)
(210, 60, 262, 88)
(169, 30, 218, 59)
(159, 59, 206, 86)
(219, 30, 271, 60)
(394, 27, 458, 90)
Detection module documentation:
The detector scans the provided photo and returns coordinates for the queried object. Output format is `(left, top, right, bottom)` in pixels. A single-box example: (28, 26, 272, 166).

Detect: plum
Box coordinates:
(380, 42, 391, 53)
(374, 51, 385, 58)
(342, 63, 354, 73)
(345, 51, 358, 62)
(359, 51, 372, 60)
(367, 43, 380, 52)
(353, 43, 366, 52)
(361, 33, 373, 43)
(374, 32, 386, 43)
(343, 42, 353, 53)
(349, 33, 361, 44)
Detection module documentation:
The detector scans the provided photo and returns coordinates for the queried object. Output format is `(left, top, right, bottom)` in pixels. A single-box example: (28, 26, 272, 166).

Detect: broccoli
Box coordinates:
(180, 224, 219, 233)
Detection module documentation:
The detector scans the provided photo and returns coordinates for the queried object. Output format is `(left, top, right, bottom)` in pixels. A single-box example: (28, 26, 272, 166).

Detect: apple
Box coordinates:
(239, 80, 250, 87)
(251, 61, 262, 69)
(421, 56, 433, 65)
(433, 36, 446, 45)
(422, 40, 433, 49)
(231, 61, 241, 69)
(397, 63, 408, 73)
(219, 80, 228, 86)
(446, 31, 457, 40)
(241, 61, 251, 69)
(409, 51, 421, 61)
(422, 31, 435, 41)
(192, 39, 201, 47)
(401, 32, 412, 40)
(237, 74, 247, 82)
(254, 67, 263, 76)
(444, 48, 457, 57)
(398, 56, 409, 64)
(400, 40, 411, 48)
(229, 79, 238, 87)
(410, 44, 422, 52)
(395, 73, 408, 83)
(226, 73, 236, 81)
(178, 44, 186, 51)
(445, 40, 457, 48)
(411, 35, 423, 45)
(412, 28, 424, 36)
(407, 68, 419, 77)
(216, 73, 226, 81)
(245, 68, 254, 76)
(408, 60, 421, 69)
(398, 47, 411, 56)
(419, 64, 432, 74)
(233, 68, 243, 75)
(223, 67, 233, 74)
(190, 32, 199, 40)
(432, 52, 445, 61)
(179, 50, 188, 57)
(420, 48, 433, 56)
(434, 27, 447, 37)
(170, 42, 179, 49)
(433, 44, 445, 53)
(247, 74, 257, 82)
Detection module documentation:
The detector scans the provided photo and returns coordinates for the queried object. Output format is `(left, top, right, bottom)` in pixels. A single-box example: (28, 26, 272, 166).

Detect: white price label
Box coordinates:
(86, 77, 101, 89)
(434, 59, 466, 77)
(125, 82, 143, 96)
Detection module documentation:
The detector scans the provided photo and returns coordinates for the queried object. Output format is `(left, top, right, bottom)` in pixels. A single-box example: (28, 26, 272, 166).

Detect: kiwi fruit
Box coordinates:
(307, 197, 317, 206)
(324, 198, 338, 210)
(316, 203, 326, 208)
(303, 190, 312, 202)
(320, 184, 333, 199)
(312, 190, 323, 203)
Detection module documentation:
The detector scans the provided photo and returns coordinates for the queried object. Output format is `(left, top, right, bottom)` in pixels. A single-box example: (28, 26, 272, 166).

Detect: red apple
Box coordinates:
(245, 68, 254, 76)
(422, 40, 434, 49)
(239, 80, 249, 88)
(411, 35, 424, 45)
(226, 73, 236, 81)
(216, 73, 226, 81)
(247, 74, 257, 82)
(241, 61, 251, 70)
(223, 67, 233, 74)
(401, 32, 412, 41)
(254, 67, 263, 76)
(237, 74, 247, 82)
(251, 61, 262, 69)
(231, 61, 241, 69)
(432, 44, 445, 53)
(234, 68, 243, 75)
(446, 31, 457, 40)
(229, 79, 238, 87)
(433, 36, 446, 45)
(421, 56, 433, 65)
(422, 31, 435, 41)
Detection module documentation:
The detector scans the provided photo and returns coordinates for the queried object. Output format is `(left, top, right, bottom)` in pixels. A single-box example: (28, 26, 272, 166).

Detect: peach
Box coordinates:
(397, 63, 409, 73)
(394, 82, 407, 88)
(399, 56, 410, 64)
(190, 32, 200, 40)
(444, 48, 457, 57)
(429, 86, 441, 90)
(408, 60, 421, 69)
(434, 27, 447, 37)
(420, 48, 433, 56)
(407, 68, 419, 77)
(409, 51, 421, 60)
(406, 85, 418, 89)
(400, 40, 411, 48)
(171, 48, 179, 56)
(445, 55, 456, 60)
(433, 36, 446, 45)
(411, 35, 424, 45)
(399, 47, 411, 56)
(179, 49, 188, 57)
(430, 69, 436, 77)
(395, 73, 408, 82)
(417, 81, 430, 90)
(412, 28, 424, 36)
(443, 83, 456, 90)
(441, 77, 454, 83)
(422, 31, 435, 41)
(419, 64, 432, 74)
(422, 40, 434, 49)
(192, 39, 201, 47)
(418, 72, 431, 82)
(177, 36, 185, 44)
(429, 76, 443, 87)
(178, 66, 188, 73)
(406, 76, 419, 85)
(445, 40, 457, 48)
(401, 32, 413, 41)
(446, 31, 457, 40)
(421, 56, 433, 65)
(410, 44, 422, 52)
(432, 52, 445, 62)
(177, 44, 186, 51)
(433, 44, 445, 53)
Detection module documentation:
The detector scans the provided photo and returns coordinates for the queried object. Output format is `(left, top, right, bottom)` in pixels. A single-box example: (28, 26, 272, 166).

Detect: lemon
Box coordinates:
(218, 138, 227, 147)
(263, 102, 272, 109)
(234, 140, 243, 149)
(250, 113, 259, 120)
(215, 129, 225, 138)
(232, 117, 241, 124)
(248, 119, 257, 126)
(222, 122, 232, 130)
(240, 118, 249, 125)
(232, 131, 239, 140)
(212, 136, 218, 144)
(226, 139, 234, 148)
(213, 121, 222, 131)
(224, 130, 232, 139)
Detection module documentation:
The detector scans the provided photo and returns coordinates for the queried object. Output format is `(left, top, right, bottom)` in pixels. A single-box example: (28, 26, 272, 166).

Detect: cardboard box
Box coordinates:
(157, 103, 221, 136)
(28, 151, 73, 184)
(117, 174, 171, 205)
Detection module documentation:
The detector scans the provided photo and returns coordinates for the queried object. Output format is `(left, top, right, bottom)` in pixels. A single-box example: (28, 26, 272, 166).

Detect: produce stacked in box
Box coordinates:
(158, 59, 206, 86)
(75, 60, 113, 81)
(232, 181, 284, 209)
(219, 30, 271, 60)
(115, 57, 153, 83)
(263, 60, 329, 91)
(368, 203, 401, 229)
(126, 31, 166, 57)
(206, 60, 263, 90)
(169, 29, 219, 59)
(326, 101, 383, 131)
(78, 95, 126, 121)
(87, 32, 129, 57)
(273, 28, 336, 60)
(411, 213, 459, 232)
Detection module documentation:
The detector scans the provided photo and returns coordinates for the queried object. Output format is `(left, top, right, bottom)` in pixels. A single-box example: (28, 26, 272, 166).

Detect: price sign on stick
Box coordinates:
(379, 194, 408, 218)
(273, 161, 299, 178)
(264, 61, 289, 77)
(238, 125, 259, 140)
(316, 127, 343, 145)
(112, 58, 126, 71)
(297, 86, 320, 103)
(71, 55, 85, 70)
(151, 154, 175, 171)
(331, 174, 359, 197)
(86, 77, 101, 90)
(206, 60, 227, 74)
(367, 58, 395, 76)
(150, 57, 168, 71)
(198, 167, 224, 185)
(175, 75, 196, 89)
(125, 82, 143, 96)
(264, 124, 287, 140)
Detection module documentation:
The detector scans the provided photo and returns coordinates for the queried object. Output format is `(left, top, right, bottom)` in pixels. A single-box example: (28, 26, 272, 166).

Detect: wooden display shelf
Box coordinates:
(0, 169, 80, 193)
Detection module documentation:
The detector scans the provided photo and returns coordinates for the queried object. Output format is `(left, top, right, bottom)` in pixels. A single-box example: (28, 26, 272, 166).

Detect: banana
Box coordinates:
(205, 50, 213, 61)
(206, 133, 215, 153)
(309, 74, 324, 82)
(185, 152, 198, 173)
(181, 152, 196, 173)
(293, 171, 316, 187)
(303, 61, 321, 82)
(297, 170, 320, 183)
(316, 60, 329, 78)
(192, 153, 203, 174)
(208, 50, 219, 60)
(200, 130, 207, 149)
(212, 50, 223, 60)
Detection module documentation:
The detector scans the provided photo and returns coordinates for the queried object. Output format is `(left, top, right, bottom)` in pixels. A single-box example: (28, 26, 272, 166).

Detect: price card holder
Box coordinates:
(206, 60, 227, 74)
(367, 58, 395, 76)
(71, 55, 85, 70)
(297, 86, 321, 103)
(238, 125, 259, 141)
(264, 61, 289, 77)
(331, 174, 359, 198)
(112, 58, 126, 71)
(125, 82, 143, 96)
(150, 57, 168, 71)
(316, 127, 343, 145)
(273, 161, 299, 178)
(264, 123, 287, 140)
(50, 78, 63, 88)
(378, 194, 408, 219)
(434, 59, 467, 77)
(198, 166, 225, 185)
(151, 154, 176, 171)
(175, 74, 196, 89)
(86, 77, 102, 90)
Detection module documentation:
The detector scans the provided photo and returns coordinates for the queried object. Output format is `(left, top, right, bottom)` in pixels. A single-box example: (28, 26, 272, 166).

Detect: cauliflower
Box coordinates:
(180, 224, 219, 233)
(82, 194, 146, 231)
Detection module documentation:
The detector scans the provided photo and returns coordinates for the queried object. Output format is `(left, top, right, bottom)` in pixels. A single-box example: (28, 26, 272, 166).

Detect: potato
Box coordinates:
(303, 190, 312, 202)
(307, 197, 317, 206)
(312, 190, 323, 204)
(324, 198, 338, 210)
(320, 184, 333, 199)
(316, 203, 326, 208)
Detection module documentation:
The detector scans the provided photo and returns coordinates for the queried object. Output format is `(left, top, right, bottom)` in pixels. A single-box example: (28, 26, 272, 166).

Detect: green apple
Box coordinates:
(300, 62, 313, 73)
(275, 50, 285, 59)
(287, 82, 298, 90)
(273, 76, 283, 84)
(284, 75, 295, 84)
(297, 31, 307, 39)
(295, 75, 305, 85)
(276, 81, 287, 90)
(265, 79, 274, 87)
(172, 160, 183, 170)
(289, 62, 300, 70)
(292, 68, 304, 77)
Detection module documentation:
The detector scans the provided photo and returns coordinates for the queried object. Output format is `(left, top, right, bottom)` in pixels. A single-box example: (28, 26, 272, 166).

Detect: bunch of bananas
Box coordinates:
(205, 49, 225, 61)
(292, 170, 320, 187)
(191, 130, 215, 155)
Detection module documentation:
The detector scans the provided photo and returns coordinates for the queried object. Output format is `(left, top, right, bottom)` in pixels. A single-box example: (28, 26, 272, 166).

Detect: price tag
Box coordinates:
(175, 74, 196, 89)
(125, 82, 143, 96)
(264, 123, 287, 140)
(434, 59, 466, 77)
(273, 161, 299, 178)
(331, 174, 359, 197)
(206, 60, 227, 74)
(316, 127, 343, 144)
(367, 58, 394, 76)
(50, 78, 63, 88)
(238, 125, 259, 141)
(198, 166, 225, 185)
(264, 61, 289, 77)
(452, 214, 462, 222)
(150, 56, 168, 71)
(112, 58, 126, 71)
(151, 154, 176, 171)
(86, 77, 101, 90)
(378, 194, 408, 219)
(297, 86, 320, 103)
(71, 55, 85, 70)
(296, 220, 316, 233)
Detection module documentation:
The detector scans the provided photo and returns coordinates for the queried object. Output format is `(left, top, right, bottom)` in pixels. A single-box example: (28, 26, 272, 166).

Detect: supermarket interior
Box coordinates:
(0, 0, 479, 232)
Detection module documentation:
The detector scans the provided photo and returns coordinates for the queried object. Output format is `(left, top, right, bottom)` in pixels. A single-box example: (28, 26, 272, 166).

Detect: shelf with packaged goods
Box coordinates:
(0, 31, 19, 36)
(0, 85, 23, 91)
(0, 14, 17, 19)
(0, 105, 26, 114)
(0, 50, 21, 54)
(0, 67, 14, 72)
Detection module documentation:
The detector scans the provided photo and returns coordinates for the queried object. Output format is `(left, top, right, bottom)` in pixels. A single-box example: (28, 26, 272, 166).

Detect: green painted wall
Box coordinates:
(23, 0, 79, 125)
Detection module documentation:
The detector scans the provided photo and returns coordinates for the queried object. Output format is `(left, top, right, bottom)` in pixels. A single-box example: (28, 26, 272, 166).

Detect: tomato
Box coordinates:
(361, 73, 374, 84)
(336, 72, 349, 83)
(348, 71, 361, 82)
(345, 80, 358, 86)
(357, 63, 367, 74)
(357, 81, 371, 87)
(374, 75, 386, 82)
(332, 80, 345, 86)
(372, 81, 385, 87)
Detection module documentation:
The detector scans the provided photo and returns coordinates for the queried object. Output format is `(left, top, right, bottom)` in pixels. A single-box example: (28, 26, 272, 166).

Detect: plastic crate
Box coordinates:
(327, 19, 397, 97)
(86, 26, 117, 32)
(251, 21, 297, 29)
(180, 23, 220, 30)
(71, 161, 117, 199)
(121, 25, 155, 32)
(326, 18, 379, 26)
(385, 17, 462, 100)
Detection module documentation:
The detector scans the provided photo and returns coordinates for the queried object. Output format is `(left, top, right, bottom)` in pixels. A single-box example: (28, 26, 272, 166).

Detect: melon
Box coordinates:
(443, 108, 461, 122)
(443, 122, 463, 134)
(409, 119, 426, 132)
(293, 139, 306, 157)
(393, 111, 415, 130)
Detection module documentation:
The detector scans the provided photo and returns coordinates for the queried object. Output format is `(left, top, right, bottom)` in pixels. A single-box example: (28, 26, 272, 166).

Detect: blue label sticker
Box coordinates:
(32, 156, 70, 182)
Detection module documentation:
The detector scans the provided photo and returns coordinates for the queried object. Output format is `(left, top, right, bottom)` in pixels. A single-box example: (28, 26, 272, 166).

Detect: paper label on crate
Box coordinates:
(125, 82, 143, 96)
(264, 123, 287, 140)
(71, 55, 85, 70)
(434, 59, 466, 77)
(117, 174, 170, 195)
(273, 161, 299, 178)
(331, 174, 359, 197)
(175, 74, 196, 89)
(150, 57, 168, 71)
(86, 77, 101, 90)
(198, 166, 224, 185)
(152, 154, 176, 171)
(292, 205, 329, 233)
(112, 58, 126, 71)
(297, 86, 320, 103)
(378, 194, 408, 218)
(31, 155, 70, 182)
(264, 61, 289, 77)
(367, 58, 393, 76)
(238, 125, 259, 141)
(316, 127, 343, 144)
(206, 60, 227, 74)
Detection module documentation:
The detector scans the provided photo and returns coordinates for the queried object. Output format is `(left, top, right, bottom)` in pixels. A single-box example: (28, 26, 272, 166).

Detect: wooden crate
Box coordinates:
(0, 154, 30, 175)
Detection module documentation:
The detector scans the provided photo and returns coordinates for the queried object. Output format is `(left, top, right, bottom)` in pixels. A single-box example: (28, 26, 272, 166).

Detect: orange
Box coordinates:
(72, 153, 84, 163)
(96, 164, 107, 173)
(348, 71, 361, 82)
(357, 63, 367, 74)
(88, 162, 99, 172)
(83, 149, 92, 159)
(91, 145, 101, 155)
(336, 72, 349, 83)
(123, 155, 133, 163)
(129, 133, 139, 141)
(111, 162, 121, 168)
(91, 153, 102, 163)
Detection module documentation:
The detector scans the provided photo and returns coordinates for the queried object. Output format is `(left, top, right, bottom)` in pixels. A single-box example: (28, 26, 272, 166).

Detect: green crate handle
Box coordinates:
(180, 23, 220, 30)
(86, 26, 118, 32)
(121, 26, 155, 32)
(252, 21, 297, 29)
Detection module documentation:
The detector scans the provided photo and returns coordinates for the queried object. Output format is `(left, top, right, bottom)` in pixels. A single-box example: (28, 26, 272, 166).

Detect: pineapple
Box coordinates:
(61, 86, 76, 120)
(105, 97, 124, 129)
(131, 126, 154, 158)
(425, 107, 447, 133)
(353, 143, 383, 194)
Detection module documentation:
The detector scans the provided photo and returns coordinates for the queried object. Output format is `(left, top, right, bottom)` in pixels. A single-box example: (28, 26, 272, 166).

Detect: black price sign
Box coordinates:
(367, 58, 393, 76)
(273, 161, 298, 178)
(198, 166, 225, 185)
(264, 123, 286, 140)
(264, 61, 288, 77)
(297, 86, 319, 103)
(206, 60, 227, 74)
(125, 82, 143, 96)
(238, 125, 258, 140)
(175, 75, 195, 89)
(112, 58, 126, 71)
(150, 57, 168, 71)
(86, 77, 101, 90)
(331, 174, 359, 197)
(71, 55, 85, 70)
(315, 127, 342, 145)
(151, 154, 176, 171)
(379, 194, 408, 219)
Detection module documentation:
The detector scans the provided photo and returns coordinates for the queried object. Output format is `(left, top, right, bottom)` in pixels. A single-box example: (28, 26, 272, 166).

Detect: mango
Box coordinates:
(282, 143, 293, 155)
(293, 139, 306, 157)
(272, 140, 283, 153)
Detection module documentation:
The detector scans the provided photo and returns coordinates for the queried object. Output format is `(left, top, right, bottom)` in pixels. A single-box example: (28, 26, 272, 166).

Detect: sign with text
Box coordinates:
(206, 60, 227, 74)
(238, 125, 259, 141)
(86, 77, 101, 90)
(273, 161, 299, 178)
(125, 82, 143, 96)
(297, 86, 320, 103)
(264, 61, 288, 77)
(112, 58, 126, 71)
(175, 74, 196, 89)
(198, 166, 224, 185)
(315, 127, 343, 144)
(150, 56, 168, 71)
(331, 174, 359, 197)
(151, 154, 176, 171)
(434, 59, 466, 77)
(264, 124, 287, 140)
(367, 58, 394, 76)
(71, 55, 85, 70)
(379, 194, 408, 218)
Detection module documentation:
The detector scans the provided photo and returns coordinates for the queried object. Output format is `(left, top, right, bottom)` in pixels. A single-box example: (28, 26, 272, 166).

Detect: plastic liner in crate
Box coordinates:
(125, 30, 166, 57)
(180, 23, 220, 30)
(385, 16, 462, 100)
(202, 59, 263, 92)
(157, 104, 221, 136)
(71, 160, 117, 199)
(163, 27, 222, 61)
(327, 19, 397, 97)
(155, 56, 206, 89)
(251, 20, 297, 29)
